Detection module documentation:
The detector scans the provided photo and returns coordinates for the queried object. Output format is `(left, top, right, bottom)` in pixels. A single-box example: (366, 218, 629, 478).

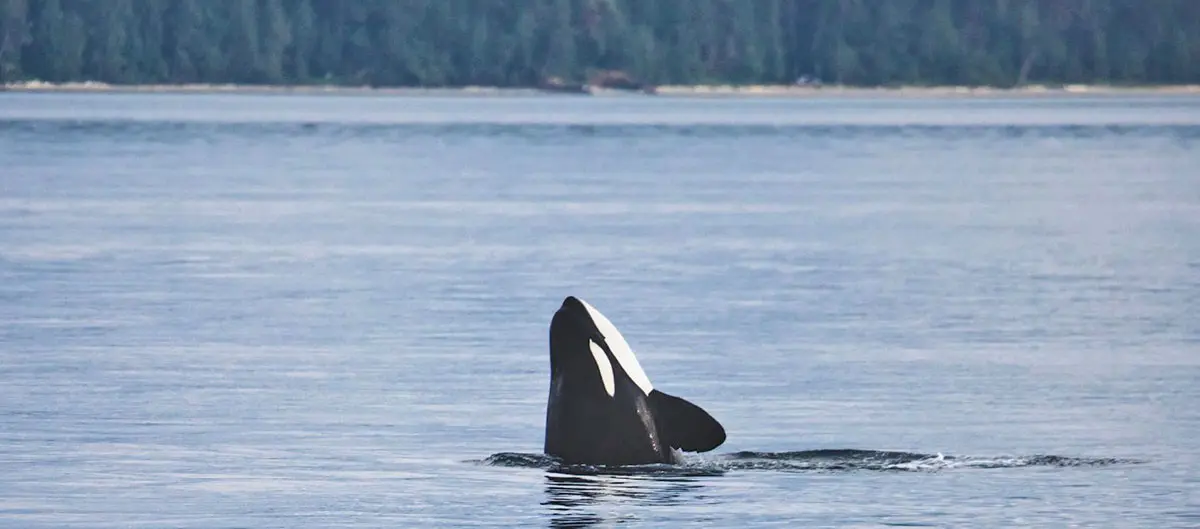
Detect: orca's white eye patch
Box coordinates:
(589, 340, 615, 397)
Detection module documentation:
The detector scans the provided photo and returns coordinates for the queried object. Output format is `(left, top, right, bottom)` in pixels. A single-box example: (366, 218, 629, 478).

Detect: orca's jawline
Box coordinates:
(544, 296, 726, 466)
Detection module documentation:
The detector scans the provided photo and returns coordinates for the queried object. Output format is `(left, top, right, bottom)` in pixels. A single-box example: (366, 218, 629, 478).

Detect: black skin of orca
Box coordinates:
(543, 296, 726, 466)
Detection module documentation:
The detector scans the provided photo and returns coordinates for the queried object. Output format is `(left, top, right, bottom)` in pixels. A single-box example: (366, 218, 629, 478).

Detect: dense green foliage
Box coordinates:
(1, 0, 1198, 87)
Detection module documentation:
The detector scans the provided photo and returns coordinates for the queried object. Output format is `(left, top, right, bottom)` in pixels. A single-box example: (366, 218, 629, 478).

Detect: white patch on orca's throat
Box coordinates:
(578, 298, 654, 396)
(588, 340, 615, 397)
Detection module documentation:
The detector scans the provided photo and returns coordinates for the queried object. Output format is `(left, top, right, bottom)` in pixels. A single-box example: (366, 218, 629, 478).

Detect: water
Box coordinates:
(1, 92, 1197, 527)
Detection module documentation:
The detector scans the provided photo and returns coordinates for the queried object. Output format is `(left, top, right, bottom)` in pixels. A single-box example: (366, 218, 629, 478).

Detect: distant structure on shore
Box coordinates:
(538, 70, 657, 95)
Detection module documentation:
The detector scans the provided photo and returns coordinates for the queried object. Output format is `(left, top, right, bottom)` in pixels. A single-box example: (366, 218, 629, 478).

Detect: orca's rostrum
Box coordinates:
(544, 296, 726, 466)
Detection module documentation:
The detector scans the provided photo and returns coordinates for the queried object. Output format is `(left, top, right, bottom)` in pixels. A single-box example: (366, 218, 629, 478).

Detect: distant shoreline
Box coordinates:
(4, 80, 1200, 98)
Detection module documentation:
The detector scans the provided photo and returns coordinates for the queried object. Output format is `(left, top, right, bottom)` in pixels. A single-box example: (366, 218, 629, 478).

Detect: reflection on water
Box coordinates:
(543, 472, 707, 528)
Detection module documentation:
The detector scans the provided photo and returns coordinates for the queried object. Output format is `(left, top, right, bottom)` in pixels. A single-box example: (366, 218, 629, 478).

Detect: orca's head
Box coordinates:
(548, 296, 654, 398)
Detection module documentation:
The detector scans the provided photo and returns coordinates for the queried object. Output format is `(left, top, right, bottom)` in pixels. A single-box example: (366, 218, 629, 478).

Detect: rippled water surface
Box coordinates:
(1, 92, 1198, 527)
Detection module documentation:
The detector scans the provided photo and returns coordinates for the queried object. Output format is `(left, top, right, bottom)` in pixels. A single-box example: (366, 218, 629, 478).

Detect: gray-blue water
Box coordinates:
(1, 92, 1198, 527)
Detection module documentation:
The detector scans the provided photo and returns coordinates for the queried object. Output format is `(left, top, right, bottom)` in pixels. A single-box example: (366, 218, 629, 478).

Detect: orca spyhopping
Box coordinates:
(543, 296, 726, 466)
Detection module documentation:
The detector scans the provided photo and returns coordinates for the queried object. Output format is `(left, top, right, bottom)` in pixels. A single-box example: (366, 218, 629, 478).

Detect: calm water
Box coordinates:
(1, 92, 1198, 527)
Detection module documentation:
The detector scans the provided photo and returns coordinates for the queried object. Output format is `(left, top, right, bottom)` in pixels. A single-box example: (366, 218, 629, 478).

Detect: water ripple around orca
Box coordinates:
(477, 449, 1142, 475)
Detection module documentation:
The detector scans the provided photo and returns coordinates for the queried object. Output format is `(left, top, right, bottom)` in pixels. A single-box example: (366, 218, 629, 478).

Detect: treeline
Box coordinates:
(0, 0, 1198, 88)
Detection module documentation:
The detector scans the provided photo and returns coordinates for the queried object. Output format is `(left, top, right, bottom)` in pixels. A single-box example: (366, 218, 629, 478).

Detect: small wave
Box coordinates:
(482, 452, 560, 468)
(718, 450, 1140, 472)
(476, 449, 1141, 475)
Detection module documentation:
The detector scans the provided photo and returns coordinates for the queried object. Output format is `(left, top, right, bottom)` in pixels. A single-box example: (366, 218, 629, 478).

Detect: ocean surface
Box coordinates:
(0, 91, 1197, 527)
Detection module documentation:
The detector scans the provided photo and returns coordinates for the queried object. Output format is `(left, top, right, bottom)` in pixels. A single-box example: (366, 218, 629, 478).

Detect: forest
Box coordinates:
(0, 0, 1197, 89)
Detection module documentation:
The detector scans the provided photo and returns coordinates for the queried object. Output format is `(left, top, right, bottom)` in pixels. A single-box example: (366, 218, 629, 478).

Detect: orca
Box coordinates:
(543, 296, 726, 466)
